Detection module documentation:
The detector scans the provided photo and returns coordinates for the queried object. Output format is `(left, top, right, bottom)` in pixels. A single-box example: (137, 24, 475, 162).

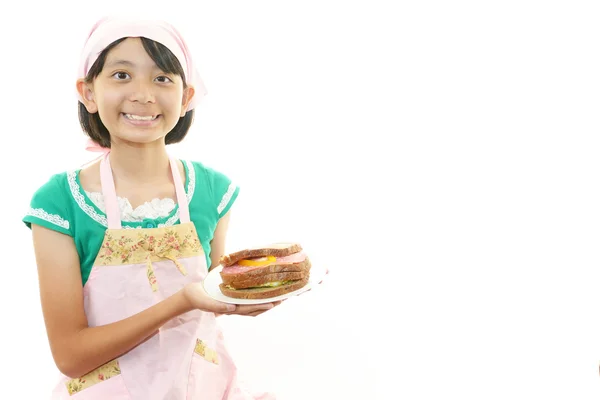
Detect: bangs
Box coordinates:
(85, 37, 186, 86)
(140, 38, 187, 86)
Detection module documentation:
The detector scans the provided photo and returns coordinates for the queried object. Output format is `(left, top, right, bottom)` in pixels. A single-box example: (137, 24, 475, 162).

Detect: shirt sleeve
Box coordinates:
(204, 166, 240, 219)
(22, 174, 73, 237)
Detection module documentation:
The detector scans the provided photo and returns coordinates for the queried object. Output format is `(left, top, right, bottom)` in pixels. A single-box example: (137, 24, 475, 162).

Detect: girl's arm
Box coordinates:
(209, 211, 231, 271)
(31, 225, 234, 379)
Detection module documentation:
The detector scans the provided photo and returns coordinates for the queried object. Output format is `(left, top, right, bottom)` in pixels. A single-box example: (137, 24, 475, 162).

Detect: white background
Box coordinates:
(1, 1, 600, 399)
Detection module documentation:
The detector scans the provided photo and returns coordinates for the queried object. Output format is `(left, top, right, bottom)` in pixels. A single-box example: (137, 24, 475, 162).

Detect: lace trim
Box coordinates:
(68, 171, 109, 227)
(185, 160, 196, 202)
(217, 183, 236, 215)
(85, 191, 176, 222)
(27, 208, 70, 230)
(68, 160, 195, 228)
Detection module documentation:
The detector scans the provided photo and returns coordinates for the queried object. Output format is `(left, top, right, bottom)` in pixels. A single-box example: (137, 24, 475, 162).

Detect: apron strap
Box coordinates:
(100, 153, 122, 229)
(100, 152, 191, 229)
(169, 157, 190, 224)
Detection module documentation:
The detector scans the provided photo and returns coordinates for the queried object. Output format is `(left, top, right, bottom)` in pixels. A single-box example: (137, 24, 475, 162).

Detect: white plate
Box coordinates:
(203, 264, 326, 305)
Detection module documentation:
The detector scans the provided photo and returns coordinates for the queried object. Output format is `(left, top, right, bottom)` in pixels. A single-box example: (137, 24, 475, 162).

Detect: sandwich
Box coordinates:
(218, 243, 311, 299)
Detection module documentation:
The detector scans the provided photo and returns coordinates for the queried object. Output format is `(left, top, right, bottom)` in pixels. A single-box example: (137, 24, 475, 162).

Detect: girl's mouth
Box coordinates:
(121, 113, 161, 126)
(123, 113, 159, 120)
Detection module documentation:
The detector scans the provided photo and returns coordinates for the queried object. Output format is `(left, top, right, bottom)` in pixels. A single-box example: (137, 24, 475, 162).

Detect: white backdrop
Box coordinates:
(2, 1, 600, 399)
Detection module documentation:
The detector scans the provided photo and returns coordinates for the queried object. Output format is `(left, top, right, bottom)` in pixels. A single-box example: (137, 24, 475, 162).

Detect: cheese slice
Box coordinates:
(238, 255, 276, 267)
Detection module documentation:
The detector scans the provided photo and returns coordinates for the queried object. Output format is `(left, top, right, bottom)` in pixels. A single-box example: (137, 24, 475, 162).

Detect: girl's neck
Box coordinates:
(108, 141, 172, 185)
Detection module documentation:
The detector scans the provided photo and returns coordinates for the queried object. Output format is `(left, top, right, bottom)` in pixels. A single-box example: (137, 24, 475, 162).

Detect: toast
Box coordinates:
(219, 243, 303, 268)
(218, 243, 311, 299)
(219, 277, 310, 299)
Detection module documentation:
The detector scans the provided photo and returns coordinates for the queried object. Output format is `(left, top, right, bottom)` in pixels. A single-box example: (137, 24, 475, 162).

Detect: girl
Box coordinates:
(23, 16, 279, 399)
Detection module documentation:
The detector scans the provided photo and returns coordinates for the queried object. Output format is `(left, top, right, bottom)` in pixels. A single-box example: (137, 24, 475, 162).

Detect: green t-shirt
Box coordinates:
(22, 160, 239, 286)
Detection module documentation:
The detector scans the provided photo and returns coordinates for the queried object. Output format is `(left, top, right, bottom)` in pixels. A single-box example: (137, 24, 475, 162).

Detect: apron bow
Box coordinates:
(139, 235, 188, 292)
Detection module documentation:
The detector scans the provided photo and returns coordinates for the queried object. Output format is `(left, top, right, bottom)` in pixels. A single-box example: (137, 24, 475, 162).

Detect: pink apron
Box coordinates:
(51, 154, 275, 400)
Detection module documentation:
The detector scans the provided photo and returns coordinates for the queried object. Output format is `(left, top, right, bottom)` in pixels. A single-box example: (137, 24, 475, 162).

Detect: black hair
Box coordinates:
(78, 37, 194, 148)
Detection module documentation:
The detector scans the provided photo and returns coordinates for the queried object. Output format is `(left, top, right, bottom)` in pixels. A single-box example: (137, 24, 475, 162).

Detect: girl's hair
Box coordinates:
(78, 37, 194, 148)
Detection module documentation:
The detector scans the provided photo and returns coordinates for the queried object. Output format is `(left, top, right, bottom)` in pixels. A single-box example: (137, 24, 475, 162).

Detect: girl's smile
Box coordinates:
(121, 113, 161, 127)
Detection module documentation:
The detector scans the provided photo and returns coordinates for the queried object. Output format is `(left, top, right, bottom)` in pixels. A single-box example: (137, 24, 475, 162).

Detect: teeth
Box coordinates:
(124, 114, 156, 121)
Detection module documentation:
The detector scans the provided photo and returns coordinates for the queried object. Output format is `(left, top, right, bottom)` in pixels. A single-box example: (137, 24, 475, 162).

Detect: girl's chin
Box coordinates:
(110, 134, 167, 147)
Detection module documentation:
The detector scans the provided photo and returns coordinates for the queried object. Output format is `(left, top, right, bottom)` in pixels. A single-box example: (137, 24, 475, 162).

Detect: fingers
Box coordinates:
(205, 298, 236, 314)
(237, 303, 275, 314)
(248, 301, 282, 316)
(223, 301, 282, 317)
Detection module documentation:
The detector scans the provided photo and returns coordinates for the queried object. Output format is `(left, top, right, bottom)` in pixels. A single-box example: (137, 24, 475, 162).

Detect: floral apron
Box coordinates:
(51, 153, 274, 400)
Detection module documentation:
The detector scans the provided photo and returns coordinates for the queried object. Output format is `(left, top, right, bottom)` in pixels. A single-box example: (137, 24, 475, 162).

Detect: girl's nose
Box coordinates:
(129, 81, 156, 104)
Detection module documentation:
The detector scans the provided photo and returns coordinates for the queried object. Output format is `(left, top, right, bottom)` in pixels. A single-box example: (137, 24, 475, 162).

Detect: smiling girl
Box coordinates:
(23, 16, 277, 400)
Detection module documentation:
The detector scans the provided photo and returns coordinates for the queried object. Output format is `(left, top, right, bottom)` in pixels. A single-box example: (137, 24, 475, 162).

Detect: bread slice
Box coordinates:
(219, 243, 302, 267)
(220, 257, 311, 286)
(219, 277, 310, 299)
(224, 271, 309, 290)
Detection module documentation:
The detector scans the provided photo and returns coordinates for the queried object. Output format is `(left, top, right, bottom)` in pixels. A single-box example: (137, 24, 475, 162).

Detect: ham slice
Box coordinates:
(220, 251, 308, 275)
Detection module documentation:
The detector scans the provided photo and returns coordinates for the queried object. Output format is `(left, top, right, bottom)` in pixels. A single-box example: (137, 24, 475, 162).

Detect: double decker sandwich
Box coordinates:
(218, 243, 311, 299)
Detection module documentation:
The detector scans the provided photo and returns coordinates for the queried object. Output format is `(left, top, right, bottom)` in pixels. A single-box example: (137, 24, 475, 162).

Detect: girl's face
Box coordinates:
(79, 37, 194, 147)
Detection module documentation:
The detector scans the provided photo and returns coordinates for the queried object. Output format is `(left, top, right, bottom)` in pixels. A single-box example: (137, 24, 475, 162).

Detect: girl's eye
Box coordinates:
(156, 76, 173, 83)
(113, 72, 130, 80)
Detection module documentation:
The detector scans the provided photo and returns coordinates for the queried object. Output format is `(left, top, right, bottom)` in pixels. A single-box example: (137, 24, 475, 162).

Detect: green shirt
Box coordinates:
(22, 160, 239, 286)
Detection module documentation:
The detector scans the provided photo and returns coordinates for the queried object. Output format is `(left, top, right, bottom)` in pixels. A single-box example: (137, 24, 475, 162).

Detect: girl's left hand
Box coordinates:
(215, 301, 283, 317)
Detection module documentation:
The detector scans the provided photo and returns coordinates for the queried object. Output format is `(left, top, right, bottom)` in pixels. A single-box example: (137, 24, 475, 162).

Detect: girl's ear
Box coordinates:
(76, 79, 98, 113)
(181, 86, 196, 117)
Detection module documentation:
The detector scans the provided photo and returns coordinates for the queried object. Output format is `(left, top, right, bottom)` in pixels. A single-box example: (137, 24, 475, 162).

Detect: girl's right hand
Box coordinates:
(183, 282, 282, 317)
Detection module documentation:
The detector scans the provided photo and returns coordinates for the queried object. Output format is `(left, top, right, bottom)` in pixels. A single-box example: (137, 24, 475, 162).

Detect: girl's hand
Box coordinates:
(219, 301, 283, 317)
(182, 282, 236, 314)
(183, 282, 282, 317)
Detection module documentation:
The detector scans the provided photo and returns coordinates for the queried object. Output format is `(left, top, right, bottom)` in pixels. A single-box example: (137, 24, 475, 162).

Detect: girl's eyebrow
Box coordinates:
(105, 59, 136, 68)
(105, 60, 164, 72)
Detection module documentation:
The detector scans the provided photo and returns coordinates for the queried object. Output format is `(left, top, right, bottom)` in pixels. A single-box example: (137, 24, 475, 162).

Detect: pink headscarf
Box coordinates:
(78, 16, 207, 155)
